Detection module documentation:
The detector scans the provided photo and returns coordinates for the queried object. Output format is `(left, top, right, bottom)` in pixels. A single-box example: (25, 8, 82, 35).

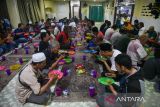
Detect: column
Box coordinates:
(6, 0, 21, 28)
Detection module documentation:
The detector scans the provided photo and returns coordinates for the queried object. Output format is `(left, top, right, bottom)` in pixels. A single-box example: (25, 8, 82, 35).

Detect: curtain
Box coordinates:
(17, 0, 41, 24)
(0, 0, 10, 19)
(79, 1, 82, 20)
(89, 5, 104, 22)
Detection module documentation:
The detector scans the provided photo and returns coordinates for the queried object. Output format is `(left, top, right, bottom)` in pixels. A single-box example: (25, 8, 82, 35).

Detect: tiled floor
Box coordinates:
(0, 74, 97, 107)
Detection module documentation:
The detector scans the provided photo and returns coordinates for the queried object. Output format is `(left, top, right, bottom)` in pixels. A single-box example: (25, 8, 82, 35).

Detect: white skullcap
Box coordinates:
(40, 29, 46, 33)
(69, 22, 76, 28)
(51, 23, 55, 26)
(29, 21, 32, 24)
(32, 52, 46, 62)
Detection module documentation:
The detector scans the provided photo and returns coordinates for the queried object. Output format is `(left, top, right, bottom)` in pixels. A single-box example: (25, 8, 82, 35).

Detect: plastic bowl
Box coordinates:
(48, 70, 63, 79)
(10, 64, 21, 71)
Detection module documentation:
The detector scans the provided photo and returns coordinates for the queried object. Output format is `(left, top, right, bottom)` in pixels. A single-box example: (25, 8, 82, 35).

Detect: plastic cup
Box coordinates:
(63, 89, 69, 96)
(55, 87, 62, 96)
(21, 43, 24, 48)
(19, 57, 23, 64)
(82, 55, 86, 61)
(14, 48, 18, 54)
(6, 69, 11, 76)
(91, 70, 97, 78)
(89, 85, 96, 97)
(25, 49, 29, 54)
(72, 57, 75, 62)
(1, 56, 6, 61)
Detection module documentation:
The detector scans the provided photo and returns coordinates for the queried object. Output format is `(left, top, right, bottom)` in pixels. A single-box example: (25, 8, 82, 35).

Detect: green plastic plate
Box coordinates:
(96, 56, 107, 60)
(64, 58, 72, 63)
(98, 77, 115, 85)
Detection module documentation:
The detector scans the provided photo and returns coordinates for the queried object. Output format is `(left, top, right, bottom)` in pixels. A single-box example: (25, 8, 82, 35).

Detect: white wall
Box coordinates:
(132, 17, 160, 32)
(132, 0, 160, 32)
(44, 1, 69, 20)
(55, 2, 69, 19)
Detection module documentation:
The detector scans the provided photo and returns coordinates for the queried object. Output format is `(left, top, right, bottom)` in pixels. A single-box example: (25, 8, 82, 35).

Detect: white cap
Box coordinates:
(69, 22, 76, 27)
(32, 52, 46, 62)
(29, 20, 32, 24)
(51, 23, 55, 26)
(40, 29, 46, 33)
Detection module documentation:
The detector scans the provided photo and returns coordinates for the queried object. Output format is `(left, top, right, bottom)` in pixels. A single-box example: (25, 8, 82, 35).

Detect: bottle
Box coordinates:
(6, 69, 11, 76)
(21, 43, 24, 48)
(72, 56, 75, 62)
(67, 69, 71, 76)
(14, 48, 18, 54)
(25, 49, 29, 54)
(1, 55, 6, 61)
(63, 89, 69, 96)
(89, 84, 96, 97)
(63, 69, 68, 76)
(55, 87, 62, 96)
(82, 55, 86, 61)
(19, 57, 23, 64)
(91, 70, 97, 78)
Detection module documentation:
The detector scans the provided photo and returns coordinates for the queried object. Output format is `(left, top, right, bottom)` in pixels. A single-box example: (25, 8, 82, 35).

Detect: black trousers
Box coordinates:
(27, 90, 51, 105)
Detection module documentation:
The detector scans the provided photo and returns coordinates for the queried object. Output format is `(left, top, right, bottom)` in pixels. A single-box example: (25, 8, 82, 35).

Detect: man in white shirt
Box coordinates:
(138, 22, 146, 36)
(127, 34, 149, 68)
(69, 21, 76, 28)
(104, 25, 117, 41)
(39, 19, 45, 29)
(99, 43, 121, 73)
(110, 30, 122, 45)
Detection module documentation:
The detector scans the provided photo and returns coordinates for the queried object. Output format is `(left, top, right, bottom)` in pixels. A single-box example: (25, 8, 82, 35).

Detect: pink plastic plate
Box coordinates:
(0, 66, 6, 71)
(48, 70, 63, 79)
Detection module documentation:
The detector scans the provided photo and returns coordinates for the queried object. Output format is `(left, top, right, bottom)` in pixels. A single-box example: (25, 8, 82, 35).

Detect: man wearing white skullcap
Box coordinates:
(16, 52, 58, 105)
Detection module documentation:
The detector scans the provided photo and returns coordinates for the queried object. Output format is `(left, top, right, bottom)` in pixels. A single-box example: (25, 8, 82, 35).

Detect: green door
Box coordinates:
(89, 5, 104, 22)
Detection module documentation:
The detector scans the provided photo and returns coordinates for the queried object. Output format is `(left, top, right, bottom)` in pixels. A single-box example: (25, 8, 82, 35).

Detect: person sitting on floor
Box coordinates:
(138, 22, 146, 36)
(99, 43, 121, 75)
(0, 33, 6, 55)
(132, 19, 139, 35)
(96, 54, 144, 107)
(92, 26, 104, 44)
(13, 23, 28, 45)
(46, 26, 59, 47)
(4, 27, 17, 50)
(16, 52, 58, 105)
(39, 30, 51, 52)
(43, 41, 64, 70)
(100, 20, 110, 35)
(126, 34, 149, 68)
(104, 25, 117, 41)
(56, 26, 70, 49)
(143, 47, 160, 80)
(113, 32, 131, 54)
(147, 26, 158, 40)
